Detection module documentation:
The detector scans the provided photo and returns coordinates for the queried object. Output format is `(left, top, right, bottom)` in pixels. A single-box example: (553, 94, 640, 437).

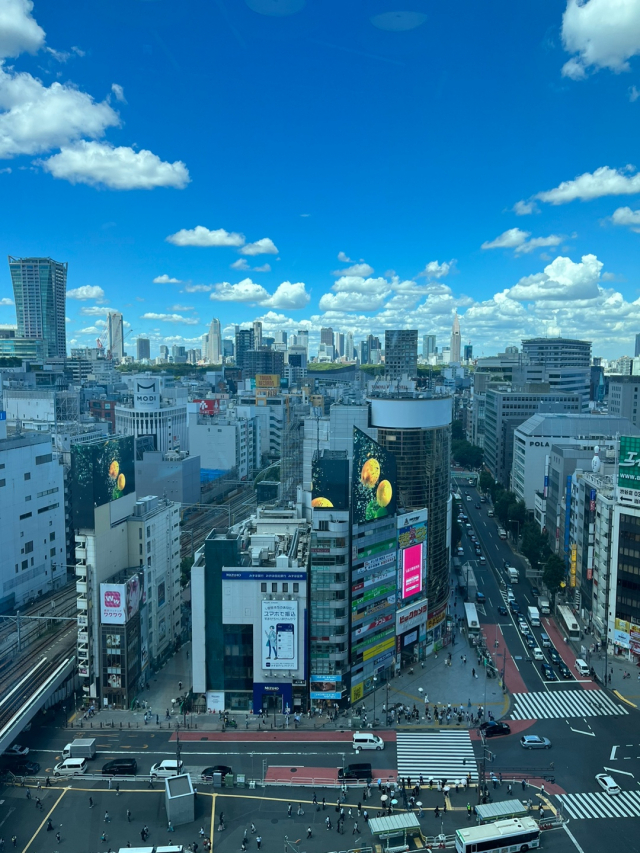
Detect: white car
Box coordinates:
(4, 744, 29, 757)
(466, 495, 472, 501)
(596, 774, 621, 796)
(150, 759, 183, 779)
(532, 647, 544, 661)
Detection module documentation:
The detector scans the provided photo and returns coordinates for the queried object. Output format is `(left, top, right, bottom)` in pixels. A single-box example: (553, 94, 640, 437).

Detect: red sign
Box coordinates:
(402, 543, 423, 599)
(195, 399, 220, 416)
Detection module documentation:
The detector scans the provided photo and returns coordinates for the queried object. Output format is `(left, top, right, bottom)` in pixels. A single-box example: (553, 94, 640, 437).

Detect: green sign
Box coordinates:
(618, 436, 640, 491)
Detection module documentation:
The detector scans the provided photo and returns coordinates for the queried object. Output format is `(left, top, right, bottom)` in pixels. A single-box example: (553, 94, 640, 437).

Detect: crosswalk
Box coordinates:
(557, 790, 640, 819)
(509, 689, 628, 720)
(396, 731, 478, 782)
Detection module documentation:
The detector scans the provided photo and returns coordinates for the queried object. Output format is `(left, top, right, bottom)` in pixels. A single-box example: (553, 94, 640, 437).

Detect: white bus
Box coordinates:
(455, 816, 540, 853)
(464, 602, 480, 638)
(557, 604, 580, 640)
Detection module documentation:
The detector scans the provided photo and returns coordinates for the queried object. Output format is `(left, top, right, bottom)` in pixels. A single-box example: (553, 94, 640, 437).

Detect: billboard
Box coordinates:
(133, 376, 160, 411)
(126, 572, 144, 620)
(262, 600, 298, 670)
(310, 674, 342, 701)
(619, 436, 640, 502)
(402, 542, 423, 599)
(256, 374, 280, 389)
(71, 436, 135, 529)
(352, 428, 397, 525)
(101, 584, 126, 624)
(195, 399, 221, 416)
(311, 453, 349, 510)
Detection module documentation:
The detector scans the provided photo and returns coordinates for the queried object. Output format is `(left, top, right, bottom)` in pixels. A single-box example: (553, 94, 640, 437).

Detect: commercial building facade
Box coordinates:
(8, 256, 67, 358)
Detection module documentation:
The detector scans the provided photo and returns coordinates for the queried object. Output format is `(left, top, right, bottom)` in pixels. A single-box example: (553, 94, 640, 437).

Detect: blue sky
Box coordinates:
(1, 0, 640, 358)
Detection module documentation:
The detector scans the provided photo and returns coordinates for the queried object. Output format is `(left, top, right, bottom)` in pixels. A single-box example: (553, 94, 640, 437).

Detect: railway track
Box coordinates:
(0, 622, 76, 702)
(180, 491, 256, 558)
(0, 649, 75, 733)
(0, 582, 77, 653)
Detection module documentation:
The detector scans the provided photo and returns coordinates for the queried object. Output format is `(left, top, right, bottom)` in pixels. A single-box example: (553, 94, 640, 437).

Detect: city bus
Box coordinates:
(455, 816, 540, 853)
(464, 602, 480, 638)
(557, 604, 580, 641)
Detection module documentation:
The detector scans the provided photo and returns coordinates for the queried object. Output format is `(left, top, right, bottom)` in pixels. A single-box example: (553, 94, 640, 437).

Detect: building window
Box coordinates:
(19, 512, 32, 520)
(293, 583, 299, 593)
(24, 541, 33, 554)
(24, 472, 31, 481)
(50, 532, 55, 542)
(22, 560, 28, 570)
(35, 453, 52, 465)
(261, 583, 267, 592)
(271, 583, 277, 593)
(50, 547, 56, 557)
(282, 583, 289, 593)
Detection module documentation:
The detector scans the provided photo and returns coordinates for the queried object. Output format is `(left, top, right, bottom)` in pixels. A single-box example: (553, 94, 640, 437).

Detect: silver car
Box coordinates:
(520, 735, 551, 749)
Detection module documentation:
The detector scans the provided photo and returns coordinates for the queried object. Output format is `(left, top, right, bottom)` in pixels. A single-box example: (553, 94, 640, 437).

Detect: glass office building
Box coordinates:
(8, 256, 67, 358)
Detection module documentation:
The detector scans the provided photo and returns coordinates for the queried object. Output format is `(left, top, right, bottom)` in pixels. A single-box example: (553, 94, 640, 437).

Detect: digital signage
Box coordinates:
(71, 436, 135, 529)
(310, 674, 342, 701)
(402, 542, 423, 599)
(311, 453, 349, 510)
(352, 428, 397, 524)
(261, 600, 298, 670)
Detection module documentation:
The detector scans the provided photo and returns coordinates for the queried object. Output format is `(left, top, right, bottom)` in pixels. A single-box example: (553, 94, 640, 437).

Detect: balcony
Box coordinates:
(77, 596, 88, 611)
(75, 563, 87, 578)
(76, 580, 87, 595)
(77, 630, 88, 643)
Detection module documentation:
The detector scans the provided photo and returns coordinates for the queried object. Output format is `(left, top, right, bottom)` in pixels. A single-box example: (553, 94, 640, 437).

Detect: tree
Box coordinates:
(479, 470, 494, 494)
(508, 500, 526, 526)
(543, 554, 566, 596)
(495, 493, 513, 527)
(452, 420, 465, 441)
(521, 522, 550, 570)
(180, 555, 194, 588)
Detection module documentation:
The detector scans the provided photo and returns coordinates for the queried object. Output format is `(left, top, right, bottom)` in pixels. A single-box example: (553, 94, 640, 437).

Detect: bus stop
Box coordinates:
(475, 799, 528, 824)
(368, 813, 422, 851)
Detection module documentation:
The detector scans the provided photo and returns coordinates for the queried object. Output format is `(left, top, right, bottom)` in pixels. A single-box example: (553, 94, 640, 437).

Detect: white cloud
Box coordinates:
(141, 312, 199, 325)
(515, 234, 564, 254)
(230, 258, 250, 271)
(0, 0, 45, 59)
(536, 165, 640, 204)
(262, 281, 310, 310)
(512, 199, 539, 215)
(630, 85, 640, 101)
(79, 305, 111, 316)
(482, 228, 563, 254)
(253, 263, 271, 273)
(153, 274, 182, 284)
(610, 205, 640, 231)
(419, 260, 453, 279)
(169, 304, 194, 311)
(39, 140, 190, 189)
(337, 251, 353, 262)
(210, 277, 309, 309)
(505, 253, 603, 301)
(66, 285, 105, 300)
(167, 226, 245, 247)
(240, 237, 278, 256)
(78, 325, 102, 334)
(319, 291, 387, 312)
(184, 283, 213, 293)
(0, 65, 119, 158)
(332, 262, 374, 277)
(331, 275, 390, 296)
(110, 83, 126, 103)
(0, 296, 14, 306)
(561, 0, 640, 80)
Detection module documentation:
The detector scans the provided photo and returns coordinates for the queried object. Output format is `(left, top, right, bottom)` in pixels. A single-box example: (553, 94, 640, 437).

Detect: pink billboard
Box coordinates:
(402, 543, 423, 599)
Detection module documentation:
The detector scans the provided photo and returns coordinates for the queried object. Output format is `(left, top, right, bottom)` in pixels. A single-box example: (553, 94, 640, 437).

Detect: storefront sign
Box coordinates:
(396, 600, 429, 633)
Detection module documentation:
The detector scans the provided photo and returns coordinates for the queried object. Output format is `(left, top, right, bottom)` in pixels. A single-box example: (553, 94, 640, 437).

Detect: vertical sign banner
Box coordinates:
(352, 428, 397, 524)
(619, 436, 640, 490)
(100, 584, 126, 624)
(262, 600, 298, 670)
(570, 544, 577, 588)
(402, 543, 423, 599)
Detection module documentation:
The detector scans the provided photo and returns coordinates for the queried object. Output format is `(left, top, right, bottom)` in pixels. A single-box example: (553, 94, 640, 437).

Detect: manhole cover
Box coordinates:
(271, 818, 279, 824)
(290, 768, 297, 773)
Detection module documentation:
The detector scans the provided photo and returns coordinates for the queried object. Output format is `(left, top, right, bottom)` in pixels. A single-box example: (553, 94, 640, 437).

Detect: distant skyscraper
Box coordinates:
(235, 328, 255, 369)
(223, 339, 234, 358)
(334, 331, 345, 358)
(108, 311, 125, 359)
(297, 330, 309, 353)
(206, 317, 222, 364)
(159, 345, 169, 361)
(635, 333, 640, 358)
(450, 311, 461, 363)
(345, 331, 354, 361)
(274, 330, 288, 346)
(8, 255, 67, 357)
(385, 329, 418, 379)
(320, 327, 334, 347)
(463, 343, 473, 362)
(423, 334, 436, 358)
(253, 320, 263, 349)
(136, 338, 150, 361)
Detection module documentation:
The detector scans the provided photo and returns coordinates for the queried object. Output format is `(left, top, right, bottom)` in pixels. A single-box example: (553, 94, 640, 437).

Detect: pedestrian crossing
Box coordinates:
(557, 790, 640, 819)
(509, 689, 628, 720)
(396, 731, 478, 783)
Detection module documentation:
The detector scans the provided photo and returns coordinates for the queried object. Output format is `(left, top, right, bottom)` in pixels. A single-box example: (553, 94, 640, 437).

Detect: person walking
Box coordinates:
(467, 803, 472, 820)
(322, 796, 326, 810)
(472, 668, 476, 678)
(312, 792, 317, 805)
(168, 821, 175, 833)
(115, 781, 120, 796)
(10, 838, 16, 849)
(251, 823, 256, 834)
(46, 820, 53, 832)
(307, 827, 312, 839)
(56, 833, 61, 843)
(287, 803, 292, 817)
(352, 821, 359, 835)
(256, 836, 262, 850)
(325, 817, 331, 831)
(104, 811, 110, 823)
(241, 842, 247, 852)
(127, 809, 132, 822)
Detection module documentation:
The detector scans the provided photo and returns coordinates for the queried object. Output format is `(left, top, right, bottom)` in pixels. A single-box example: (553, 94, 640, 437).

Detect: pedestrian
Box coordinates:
(541, 783, 545, 795)
(104, 811, 110, 822)
(46, 777, 51, 787)
(325, 817, 331, 831)
(352, 822, 359, 835)
(522, 779, 526, 791)
(312, 792, 317, 805)
(168, 821, 175, 833)
(467, 803, 472, 820)
(307, 827, 312, 838)
(251, 823, 256, 834)
(287, 803, 292, 817)
(193, 844, 199, 853)
(241, 842, 247, 852)
(256, 836, 262, 850)
(46, 819, 53, 832)
(179, 680, 183, 690)
(25, 790, 31, 800)
(472, 668, 476, 678)
(144, 825, 150, 839)
(127, 809, 132, 822)
(507, 784, 512, 796)
(115, 781, 120, 796)
(141, 830, 146, 843)
(56, 832, 61, 843)
(10, 838, 16, 849)
(322, 796, 326, 810)
(35, 797, 41, 810)
(434, 806, 440, 818)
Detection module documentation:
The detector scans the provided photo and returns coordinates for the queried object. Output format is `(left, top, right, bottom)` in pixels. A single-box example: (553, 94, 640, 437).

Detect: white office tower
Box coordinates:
(206, 318, 222, 364)
(115, 374, 188, 452)
(345, 331, 354, 361)
(253, 320, 263, 349)
(297, 329, 309, 354)
(450, 311, 461, 364)
(108, 311, 125, 360)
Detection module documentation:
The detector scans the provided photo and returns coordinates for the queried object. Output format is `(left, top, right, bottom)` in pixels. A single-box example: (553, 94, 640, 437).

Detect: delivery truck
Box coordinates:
(62, 738, 97, 760)
(538, 596, 550, 615)
(527, 606, 540, 627)
(507, 566, 519, 583)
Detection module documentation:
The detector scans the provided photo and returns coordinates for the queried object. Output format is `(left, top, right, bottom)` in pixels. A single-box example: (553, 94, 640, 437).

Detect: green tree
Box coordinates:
(508, 499, 526, 526)
(452, 420, 465, 441)
(521, 522, 550, 570)
(479, 470, 494, 494)
(495, 493, 513, 527)
(180, 555, 193, 587)
(543, 554, 566, 596)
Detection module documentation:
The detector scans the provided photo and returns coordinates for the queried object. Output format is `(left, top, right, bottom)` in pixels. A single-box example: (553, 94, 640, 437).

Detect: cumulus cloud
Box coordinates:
(505, 254, 603, 301)
(610, 205, 640, 231)
(0, 0, 45, 59)
(240, 237, 278, 256)
(166, 226, 245, 247)
(153, 274, 182, 284)
(0, 296, 14, 306)
(184, 284, 213, 293)
(66, 285, 105, 300)
(319, 291, 387, 312)
(39, 141, 190, 189)
(337, 251, 353, 262)
(536, 165, 640, 204)
(79, 305, 111, 316)
(263, 281, 310, 310)
(630, 85, 640, 101)
(482, 228, 563, 254)
(331, 275, 390, 296)
(561, 0, 640, 80)
(253, 263, 271, 273)
(512, 200, 539, 215)
(210, 278, 310, 309)
(141, 312, 199, 325)
(230, 259, 271, 273)
(332, 262, 374, 277)
(110, 83, 126, 103)
(419, 260, 453, 279)
(169, 304, 194, 311)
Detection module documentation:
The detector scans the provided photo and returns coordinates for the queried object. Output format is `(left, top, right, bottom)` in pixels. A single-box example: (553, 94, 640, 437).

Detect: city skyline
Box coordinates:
(1, 2, 640, 359)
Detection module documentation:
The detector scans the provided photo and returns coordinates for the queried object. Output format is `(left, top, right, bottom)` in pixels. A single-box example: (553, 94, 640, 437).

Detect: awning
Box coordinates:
(369, 813, 421, 837)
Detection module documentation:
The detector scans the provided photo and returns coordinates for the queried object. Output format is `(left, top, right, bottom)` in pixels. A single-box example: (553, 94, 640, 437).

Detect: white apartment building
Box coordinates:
(188, 411, 260, 480)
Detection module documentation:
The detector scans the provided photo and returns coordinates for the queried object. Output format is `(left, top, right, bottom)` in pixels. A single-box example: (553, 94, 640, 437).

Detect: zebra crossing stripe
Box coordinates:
(509, 689, 628, 720)
(396, 731, 478, 782)
(557, 790, 640, 819)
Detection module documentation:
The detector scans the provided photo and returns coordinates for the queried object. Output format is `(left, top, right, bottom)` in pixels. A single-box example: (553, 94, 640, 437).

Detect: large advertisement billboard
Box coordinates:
(101, 584, 126, 625)
(311, 453, 349, 510)
(133, 376, 160, 411)
(397, 509, 427, 601)
(262, 600, 298, 670)
(352, 428, 397, 524)
(402, 542, 423, 599)
(256, 374, 280, 389)
(71, 436, 135, 529)
(618, 436, 640, 506)
(195, 399, 221, 416)
(310, 674, 342, 701)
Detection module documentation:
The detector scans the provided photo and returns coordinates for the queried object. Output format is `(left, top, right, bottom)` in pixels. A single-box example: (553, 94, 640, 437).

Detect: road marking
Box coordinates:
(566, 724, 595, 736)
(604, 766, 634, 777)
(22, 787, 67, 853)
(35, 748, 362, 757)
(563, 822, 587, 851)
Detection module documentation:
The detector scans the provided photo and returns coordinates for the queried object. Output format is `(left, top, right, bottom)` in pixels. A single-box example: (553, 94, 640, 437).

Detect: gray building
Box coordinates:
(134, 450, 200, 506)
(635, 333, 640, 358)
(136, 338, 151, 361)
(607, 375, 640, 428)
(521, 337, 591, 409)
(422, 335, 436, 358)
(8, 256, 67, 358)
(385, 329, 418, 379)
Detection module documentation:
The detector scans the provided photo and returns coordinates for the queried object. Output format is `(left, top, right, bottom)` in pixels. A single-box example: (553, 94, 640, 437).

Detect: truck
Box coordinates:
(62, 738, 96, 760)
(497, 528, 507, 539)
(538, 596, 550, 615)
(527, 606, 540, 627)
(507, 566, 519, 583)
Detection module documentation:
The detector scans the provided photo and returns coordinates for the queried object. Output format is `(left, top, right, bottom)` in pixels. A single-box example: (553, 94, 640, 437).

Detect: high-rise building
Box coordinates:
(450, 311, 461, 364)
(8, 255, 67, 357)
(159, 345, 169, 361)
(274, 331, 288, 347)
(206, 318, 222, 364)
(384, 329, 418, 379)
(136, 338, 150, 361)
(334, 331, 345, 359)
(521, 337, 591, 410)
(222, 339, 234, 358)
(235, 328, 255, 369)
(345, 331, 354, 361)
(320, 327, 334, 347)
(423, 335, 436, 358)
(635, 334, 640, 358)
(463, 343, 473, 362)
(108, 311, 125, 360)
(253, 320, 263, 349)
(242, 348, 284, 379)
(296, 330, 309, 353)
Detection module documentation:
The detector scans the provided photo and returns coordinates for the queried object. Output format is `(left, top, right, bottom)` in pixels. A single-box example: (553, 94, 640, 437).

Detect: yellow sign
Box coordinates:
(616, 617, 631, 633)
(363, 636, 395, 662)
(256, 374, 280, 389)
(351, 682, 364, 704)
(570, 544, 577, 587)
(427, 610, 446, 631)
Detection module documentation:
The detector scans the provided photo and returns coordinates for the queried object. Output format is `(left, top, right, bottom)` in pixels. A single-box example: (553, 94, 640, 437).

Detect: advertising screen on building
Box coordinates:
(101, 583, 127, 624)
(352, 427, 397, 525)
(126, 572, 144, 620)
(71, 436, 135, 529)
(402, 542, 423, 599)
(619, 436, 640, 492)
(195, 399, 221, 416)
(310, 674, 342, 700)
(311, 454, 349, 510)
(262, 600, 298, 670)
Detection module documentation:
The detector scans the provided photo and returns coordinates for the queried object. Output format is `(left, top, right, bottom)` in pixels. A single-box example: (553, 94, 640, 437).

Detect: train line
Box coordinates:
(0, 622, 75, 702)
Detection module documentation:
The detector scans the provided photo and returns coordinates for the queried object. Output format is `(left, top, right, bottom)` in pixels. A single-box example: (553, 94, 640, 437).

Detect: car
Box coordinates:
(476, 592, 486, 604)
(0, 760, 40, 776)
(509, 602, 521, 614)
(101, 758, 138, 776)
(479, 555, 486, 565)
(475, 547, 482, 556)
(518, 620, 528, 633)
(548, 648, 561, 665)
(338, 762, 372, 781)
(457, 546, 464, 556)
(4, 745, 29, 757)
(531, 586, 540, 598)
(150, 759, 183, 779)
(466, 495, 472, 501)
(520, 735, 552, 750)
(558, 662, 572, 679)
(480, 721, 511, 738)
(465, 523, 472, 530)
(475, 503, 481, 509)
(596, 774, 621, 796)
(201, 765, 233, 781)
(480, 496, 486, 503)
(526, 635, 537, 649)
(497, 605, 508, 616)
(541, 663, 557, 681)
(487, 509, 494, 517)
(532, 647, 544, 661)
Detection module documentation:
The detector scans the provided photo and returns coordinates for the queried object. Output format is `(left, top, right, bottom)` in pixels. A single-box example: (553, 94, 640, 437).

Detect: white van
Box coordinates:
(53, 758, 88, 776)
(352, 732, 384, 751)
(150, 759, 183, 778)
(575, 659, 590, 677)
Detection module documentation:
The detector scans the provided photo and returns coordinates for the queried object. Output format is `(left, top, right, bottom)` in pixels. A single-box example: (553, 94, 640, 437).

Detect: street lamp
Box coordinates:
(373, 675, 378, 726)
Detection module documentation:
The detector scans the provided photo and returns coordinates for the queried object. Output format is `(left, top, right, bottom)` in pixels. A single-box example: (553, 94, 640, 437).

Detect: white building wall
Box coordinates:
(191, 558, 206, 693)
(115, 404, 188, 453)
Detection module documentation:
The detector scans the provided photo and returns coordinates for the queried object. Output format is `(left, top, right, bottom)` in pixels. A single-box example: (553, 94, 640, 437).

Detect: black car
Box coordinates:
(525, 635, 536, 649)
(202, 765, 233, 780)
(475, 546, 482, 556)
(480, 721, 511, 738)
(102, 758, 138, 776)
(558, 662, 572, 679)
(509, 601, 521, 614)
(497, 605, 508, 616)
(548, 648, 561, 665)
(541, 662, 558, 681)
(0, 760, 40, 776)
(531, 586, 540, 598)
(338, 762, 372, 782)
